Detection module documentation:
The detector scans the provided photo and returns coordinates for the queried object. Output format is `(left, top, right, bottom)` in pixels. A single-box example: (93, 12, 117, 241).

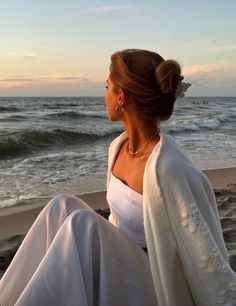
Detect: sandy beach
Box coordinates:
(0, 167, 236, 278)
(0, 167, 235, 239)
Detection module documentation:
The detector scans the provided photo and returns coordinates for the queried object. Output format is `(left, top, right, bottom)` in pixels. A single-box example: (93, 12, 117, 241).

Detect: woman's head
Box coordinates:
(108, 49, 183, 122)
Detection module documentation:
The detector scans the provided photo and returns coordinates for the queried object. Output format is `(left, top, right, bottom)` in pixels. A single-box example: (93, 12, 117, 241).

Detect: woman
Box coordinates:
(0, 49, 235, 306)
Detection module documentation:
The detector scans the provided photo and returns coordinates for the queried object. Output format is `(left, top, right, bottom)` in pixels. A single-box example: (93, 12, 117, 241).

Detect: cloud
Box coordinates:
(5, 52, 38, 59)
(183, 61, 226, 77)
(0, 73, 84, 82)
(0, 73, 88, 89)
(23, 54, 38, 60)
(87, 5, 138, 13)
(210, 44, 236, 53)
(45, 73, 85, 81)
(182, 60, 236, 96)
(0, 80, 106, 96)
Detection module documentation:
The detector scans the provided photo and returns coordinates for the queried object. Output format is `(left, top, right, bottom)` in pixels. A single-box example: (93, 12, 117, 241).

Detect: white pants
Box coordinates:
(0, 194, 157, 306)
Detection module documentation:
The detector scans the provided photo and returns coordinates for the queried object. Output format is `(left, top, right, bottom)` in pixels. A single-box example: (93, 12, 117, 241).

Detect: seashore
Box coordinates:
(0, 167, 235, 278)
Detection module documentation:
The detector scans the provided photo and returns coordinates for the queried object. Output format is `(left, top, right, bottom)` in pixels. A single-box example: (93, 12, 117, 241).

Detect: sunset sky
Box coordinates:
(0, 0, 235, 96)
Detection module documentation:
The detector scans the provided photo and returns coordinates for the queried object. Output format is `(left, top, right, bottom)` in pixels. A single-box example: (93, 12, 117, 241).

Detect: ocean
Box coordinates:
(0, 96, 235, 208)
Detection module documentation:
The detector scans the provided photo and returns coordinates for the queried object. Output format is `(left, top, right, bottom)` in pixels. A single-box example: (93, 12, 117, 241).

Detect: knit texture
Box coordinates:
(107, 132, 236, 306)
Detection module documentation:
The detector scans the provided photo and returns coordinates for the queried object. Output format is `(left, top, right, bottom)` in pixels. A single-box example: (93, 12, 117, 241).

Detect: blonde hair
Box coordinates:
(109, 49, 182, 121)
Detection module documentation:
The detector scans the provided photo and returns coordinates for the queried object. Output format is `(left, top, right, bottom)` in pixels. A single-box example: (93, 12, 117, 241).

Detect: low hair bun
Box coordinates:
(155, 60, 182, 95)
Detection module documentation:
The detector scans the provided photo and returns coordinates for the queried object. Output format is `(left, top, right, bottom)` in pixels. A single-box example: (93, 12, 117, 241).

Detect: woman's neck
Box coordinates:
(122, 117, 160, 156)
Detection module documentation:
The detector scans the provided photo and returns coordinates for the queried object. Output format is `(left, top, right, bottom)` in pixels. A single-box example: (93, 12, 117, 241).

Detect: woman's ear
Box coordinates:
(117, 89, 127, 105)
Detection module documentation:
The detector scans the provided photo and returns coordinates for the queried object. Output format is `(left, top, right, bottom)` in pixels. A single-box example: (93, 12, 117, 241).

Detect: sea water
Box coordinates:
(0, 96, 235, 207)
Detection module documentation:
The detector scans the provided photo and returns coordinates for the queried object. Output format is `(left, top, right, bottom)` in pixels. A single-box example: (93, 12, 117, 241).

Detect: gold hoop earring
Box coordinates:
(115, 104, 125, 112)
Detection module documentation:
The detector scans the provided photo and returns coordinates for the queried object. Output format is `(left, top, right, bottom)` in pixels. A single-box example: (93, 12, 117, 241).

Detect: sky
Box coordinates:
(0, 0, 235, 97)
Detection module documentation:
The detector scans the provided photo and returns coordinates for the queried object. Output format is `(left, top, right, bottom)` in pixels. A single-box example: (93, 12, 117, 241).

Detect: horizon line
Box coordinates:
(0, 95, 235, 98)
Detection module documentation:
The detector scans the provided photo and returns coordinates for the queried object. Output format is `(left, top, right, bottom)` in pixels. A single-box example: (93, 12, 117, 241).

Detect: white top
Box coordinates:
(106, 173, 146, 248)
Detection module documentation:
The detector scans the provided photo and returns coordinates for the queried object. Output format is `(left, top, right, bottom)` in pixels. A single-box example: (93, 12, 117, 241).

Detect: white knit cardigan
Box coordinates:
(107, 131, 236, 306)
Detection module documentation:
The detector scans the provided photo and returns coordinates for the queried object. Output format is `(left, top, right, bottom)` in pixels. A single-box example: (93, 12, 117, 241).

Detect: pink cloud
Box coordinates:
(210, 44, 236, 52)
(183, 61, 226, 77)
(0, 73, 88, 89)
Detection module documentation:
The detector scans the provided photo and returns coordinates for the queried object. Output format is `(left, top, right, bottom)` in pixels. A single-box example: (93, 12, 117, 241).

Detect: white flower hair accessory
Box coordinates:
(174, 82, 191, 98)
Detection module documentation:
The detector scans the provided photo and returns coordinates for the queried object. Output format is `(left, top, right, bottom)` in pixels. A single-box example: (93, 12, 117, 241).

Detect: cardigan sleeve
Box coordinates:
(157, 156, 236, 306)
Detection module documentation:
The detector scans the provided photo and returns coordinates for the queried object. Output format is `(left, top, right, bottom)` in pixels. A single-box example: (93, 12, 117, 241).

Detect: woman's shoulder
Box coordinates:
(150, 133, 204, 180)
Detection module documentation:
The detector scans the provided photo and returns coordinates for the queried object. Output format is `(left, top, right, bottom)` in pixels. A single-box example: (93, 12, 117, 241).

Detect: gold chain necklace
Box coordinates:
(128, 128, 160, 155)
